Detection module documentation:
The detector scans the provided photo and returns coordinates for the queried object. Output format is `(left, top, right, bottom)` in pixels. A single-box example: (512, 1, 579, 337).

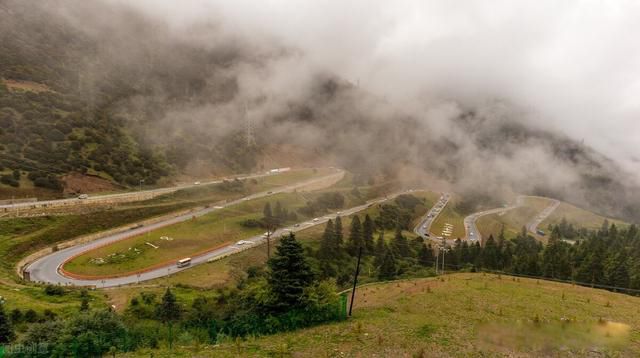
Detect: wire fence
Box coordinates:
(340, 261, 640, 296)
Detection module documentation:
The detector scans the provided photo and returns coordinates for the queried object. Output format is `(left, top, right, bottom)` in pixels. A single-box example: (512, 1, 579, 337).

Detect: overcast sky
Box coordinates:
(122, 0, 640, 170)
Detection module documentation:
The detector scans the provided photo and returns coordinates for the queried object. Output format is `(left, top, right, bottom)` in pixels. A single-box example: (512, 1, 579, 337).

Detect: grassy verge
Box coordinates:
(128, 273, 640, 357)
(429, 195, 468, 239)
(476, 197, 553, 240)
(63, 192, 309, 276)
(0, 170, 336, 322)
(0, 169, 330, 281)
(111, 190, 439, 292)
(540, 202, 627, 231)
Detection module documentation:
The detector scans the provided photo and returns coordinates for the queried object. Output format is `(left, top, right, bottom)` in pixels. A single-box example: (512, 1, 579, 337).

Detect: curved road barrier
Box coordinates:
(464, 195, 560, 244)
(25, 171, 344, 287)
(26, 180, 411, 288)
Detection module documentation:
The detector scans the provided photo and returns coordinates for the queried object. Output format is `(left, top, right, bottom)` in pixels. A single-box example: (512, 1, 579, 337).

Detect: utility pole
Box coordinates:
(442, 248, 446, 273)
(435, 247, 439, 275)
(349, 247, 363, 316)
(441, 236, 446, 273)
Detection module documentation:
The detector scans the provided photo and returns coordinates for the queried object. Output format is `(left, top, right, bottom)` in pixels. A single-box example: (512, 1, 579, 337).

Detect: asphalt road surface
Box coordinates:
(27, 176, 408, 288)
(463, 196, 526, 244)
(526, 198, 560, 236)
(0, 169, 296, 211)
(464, 196, 561, 244)
(414, 193, 451, 241)
(25, 171, 343, 287)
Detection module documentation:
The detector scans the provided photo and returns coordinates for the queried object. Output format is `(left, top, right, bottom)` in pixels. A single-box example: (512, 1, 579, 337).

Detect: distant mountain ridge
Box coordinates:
(0, 0, 638, 223)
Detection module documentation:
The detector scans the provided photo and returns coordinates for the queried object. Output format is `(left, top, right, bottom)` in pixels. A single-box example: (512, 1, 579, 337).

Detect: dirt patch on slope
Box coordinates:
(62, 173, 119, 195)
(2, 78, 52, 93)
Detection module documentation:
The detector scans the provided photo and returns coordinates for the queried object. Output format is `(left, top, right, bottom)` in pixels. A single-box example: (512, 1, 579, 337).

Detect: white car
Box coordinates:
(194, 181, 201, 185)
(313, 218, 320, 222)
(236, 240, 254, 246)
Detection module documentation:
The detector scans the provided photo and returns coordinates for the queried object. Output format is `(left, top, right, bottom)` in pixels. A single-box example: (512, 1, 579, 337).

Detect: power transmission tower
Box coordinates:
(244, 101, 256, 147)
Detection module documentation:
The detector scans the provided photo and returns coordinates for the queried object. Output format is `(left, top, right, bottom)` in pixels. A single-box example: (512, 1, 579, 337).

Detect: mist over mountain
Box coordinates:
(0, 0, 638, 222)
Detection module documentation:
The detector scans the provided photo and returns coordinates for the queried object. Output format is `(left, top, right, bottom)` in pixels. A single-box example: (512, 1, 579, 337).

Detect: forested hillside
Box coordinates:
(0, 1, 256, 194)
(0, 1, 639, 224)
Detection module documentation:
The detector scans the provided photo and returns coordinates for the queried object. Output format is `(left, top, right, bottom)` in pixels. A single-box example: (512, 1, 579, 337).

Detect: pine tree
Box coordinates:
(541, 234, 572, 280)
(318, 219, 335, 259)
(334, 216, 344, 249)
(374, 231, 386, 267)
(0, 303, 14, 343)
(157, 288, 181, 323)
(274, 201, 283, 223)
(9, 309, 21, 325)
(470, 241, 482, 267)
(418, 243, 433, 267)
(268, 233, 314, 310)
(600, 219, 610, 236)
(362, 214, 375, 254)
(481, 235, 499, 269)
(378, 248, 397, 280)
(80, 297, 90, 311)
(500, 240, 513, 270)
(604, 252, 629, 288)
(347, 216, 363, 255)
(390, 226, 409, 257)
(575, 251, 604, 285)
(459, 240, 471, 265)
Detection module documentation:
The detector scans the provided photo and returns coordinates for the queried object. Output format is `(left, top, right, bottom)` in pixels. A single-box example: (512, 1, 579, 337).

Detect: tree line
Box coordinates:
(0, 233, 343, 356)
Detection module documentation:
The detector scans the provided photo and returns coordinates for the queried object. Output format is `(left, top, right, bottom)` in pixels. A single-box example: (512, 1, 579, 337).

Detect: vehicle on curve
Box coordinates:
(177, 258, 192, 268)
(77, 194, 88, 199)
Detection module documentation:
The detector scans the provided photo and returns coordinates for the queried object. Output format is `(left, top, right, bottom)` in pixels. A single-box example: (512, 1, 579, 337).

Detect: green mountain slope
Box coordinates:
(126, 273, 639, 357)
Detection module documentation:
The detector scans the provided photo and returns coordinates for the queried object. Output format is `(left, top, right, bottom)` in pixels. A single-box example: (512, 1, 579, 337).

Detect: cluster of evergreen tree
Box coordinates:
(297, 192, 346, 217)
(436, 220, 640, 292)
(312, 210, 435, 286)
(6, 233, 342, 355)
(0, 2, 263, 192)
(310, 202, 640, 294)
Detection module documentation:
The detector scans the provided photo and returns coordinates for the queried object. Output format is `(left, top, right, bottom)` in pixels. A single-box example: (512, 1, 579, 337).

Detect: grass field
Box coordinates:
(429, 195, 467, 239)
(0, 169, 328, 280)
(476, 196, 553, 240)
(63, 192, 311, 276)
(104, 191, 439, 295)
(0, 170, 333, 318)
(540, 202, 627, 231)
(127, 273, 640, 357)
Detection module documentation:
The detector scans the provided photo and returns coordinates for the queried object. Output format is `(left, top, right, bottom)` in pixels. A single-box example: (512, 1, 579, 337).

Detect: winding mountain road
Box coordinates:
(26, 173, 410, 288)
(25, 171, 345, 287)
(464, 196, 560, 244)
(1, 169, 295, 214)
(463, 197, 525, 244)
(414, 193, 450, 239)
(526, 198, 560, 236)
